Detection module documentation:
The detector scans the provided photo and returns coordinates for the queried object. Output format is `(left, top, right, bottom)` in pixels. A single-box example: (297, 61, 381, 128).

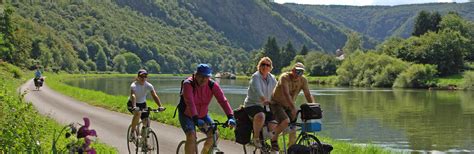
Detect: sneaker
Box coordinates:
(271, 140, 279, 152)
(253, 138, 262, 148)
(129, 131, 136, 142)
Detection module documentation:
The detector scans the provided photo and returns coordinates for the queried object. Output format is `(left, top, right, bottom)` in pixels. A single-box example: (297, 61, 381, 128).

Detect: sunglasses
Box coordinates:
(139, 75, 148, 78)
(260, 63, 271, 67)
(295, 69, 304, 76)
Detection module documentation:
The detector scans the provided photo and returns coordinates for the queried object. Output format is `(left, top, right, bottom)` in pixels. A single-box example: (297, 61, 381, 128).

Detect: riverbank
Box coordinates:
(45, 72, 394, 153)
(0, 62, 115, 152)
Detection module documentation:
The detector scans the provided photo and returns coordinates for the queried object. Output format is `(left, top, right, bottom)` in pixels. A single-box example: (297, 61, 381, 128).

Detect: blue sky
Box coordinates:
(273, 0, 470, 6)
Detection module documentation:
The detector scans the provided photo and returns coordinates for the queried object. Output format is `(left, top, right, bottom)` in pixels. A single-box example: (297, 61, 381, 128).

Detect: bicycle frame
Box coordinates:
(127, 107, 164, 153)
(176, 120, 228, 154)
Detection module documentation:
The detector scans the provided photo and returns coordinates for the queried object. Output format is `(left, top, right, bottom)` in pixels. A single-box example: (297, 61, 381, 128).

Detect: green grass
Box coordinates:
(44, 73, 397, 153)
(435, 74, 464, 88)
(0, 62, 115, 152)
(306, 75, 338, 85)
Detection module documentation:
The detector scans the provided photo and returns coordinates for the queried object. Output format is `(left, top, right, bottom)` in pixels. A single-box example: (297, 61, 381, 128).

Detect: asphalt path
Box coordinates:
(21, 79, 253, 154)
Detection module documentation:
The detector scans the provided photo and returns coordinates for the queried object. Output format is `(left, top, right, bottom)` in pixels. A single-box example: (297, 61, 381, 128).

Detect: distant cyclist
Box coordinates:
(177, 64, 236, 154)
(127, 69, 165, 140)
(243, 57, 277, 148)
(33, 66, 44, 90)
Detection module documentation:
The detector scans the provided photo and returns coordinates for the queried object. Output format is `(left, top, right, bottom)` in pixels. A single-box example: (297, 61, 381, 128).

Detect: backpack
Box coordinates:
(233, 106, 252, 145)
(173, 77, 215, 118)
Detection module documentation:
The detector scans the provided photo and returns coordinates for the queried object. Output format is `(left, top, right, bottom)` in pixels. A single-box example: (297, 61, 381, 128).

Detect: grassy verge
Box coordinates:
(0, 62, 115, 152)
(45, 73, 395, 153)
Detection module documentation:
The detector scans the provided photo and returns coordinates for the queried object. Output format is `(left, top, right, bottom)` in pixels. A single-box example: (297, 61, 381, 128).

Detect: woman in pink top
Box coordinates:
(177, 64, 236, 154)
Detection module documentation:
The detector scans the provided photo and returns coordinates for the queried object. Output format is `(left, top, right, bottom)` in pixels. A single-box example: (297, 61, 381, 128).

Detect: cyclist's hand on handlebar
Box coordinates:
(158, 106, 166, 111)
(226, 115, 236, 128)
(132, 107, 140, 112)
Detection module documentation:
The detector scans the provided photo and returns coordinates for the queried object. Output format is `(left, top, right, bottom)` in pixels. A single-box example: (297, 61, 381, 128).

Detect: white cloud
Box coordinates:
(273, 0, 469, 6)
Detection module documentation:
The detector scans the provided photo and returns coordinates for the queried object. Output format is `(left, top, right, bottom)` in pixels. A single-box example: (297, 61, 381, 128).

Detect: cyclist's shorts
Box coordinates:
(178, 112, 212, 133)
(270, 103, 293, 123)
(127, 100, 149, 119)
(245, 105, 276, 124)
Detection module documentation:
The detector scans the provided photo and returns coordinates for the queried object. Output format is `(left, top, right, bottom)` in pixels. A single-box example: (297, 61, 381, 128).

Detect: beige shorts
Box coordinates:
(270, 102, 293, 123)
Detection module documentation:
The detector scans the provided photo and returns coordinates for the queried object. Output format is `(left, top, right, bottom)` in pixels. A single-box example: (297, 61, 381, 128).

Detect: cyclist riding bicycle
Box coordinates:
(269, 62, 315, 151)
(33, 66, 44, 88)
(127, 69, 165, 141)
(243, 57, 277, 148)
(177, 64, 236, 154)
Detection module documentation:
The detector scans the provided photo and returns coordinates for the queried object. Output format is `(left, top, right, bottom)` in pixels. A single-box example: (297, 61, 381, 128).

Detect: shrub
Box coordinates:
(462, 71, 474, 90)
(393, 64, 438, 88)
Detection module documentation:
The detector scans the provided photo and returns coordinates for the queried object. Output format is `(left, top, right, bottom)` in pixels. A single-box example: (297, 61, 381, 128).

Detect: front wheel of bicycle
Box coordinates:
(145, 130, 159, 153)
(127, 125, 138, 154)
(296, 134, 323, 154)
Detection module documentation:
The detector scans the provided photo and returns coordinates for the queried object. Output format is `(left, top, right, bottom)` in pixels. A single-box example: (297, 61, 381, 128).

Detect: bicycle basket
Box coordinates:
(300, 103, 322, 120)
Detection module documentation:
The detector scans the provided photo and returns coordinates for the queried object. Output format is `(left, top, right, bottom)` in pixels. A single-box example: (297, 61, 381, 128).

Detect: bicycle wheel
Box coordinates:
(296, 134, 323, 154)
(127, 125, 138, 154)
(144, 130, 159, 153)
(176, 140, 187, 154)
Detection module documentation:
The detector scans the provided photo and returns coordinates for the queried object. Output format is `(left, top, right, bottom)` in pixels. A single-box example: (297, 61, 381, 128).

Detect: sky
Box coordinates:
(273, 0, 470, 6)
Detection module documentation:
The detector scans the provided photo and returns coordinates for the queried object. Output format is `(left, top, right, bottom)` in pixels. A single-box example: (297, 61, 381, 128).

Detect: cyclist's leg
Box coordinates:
(246, 106, 265, 145)
(127, 100, 141, 134)
(286, 109, 297, 147)
(178, 111, 198, 154)
(269, 103, 290, 151)
(200, 115, 214, 154)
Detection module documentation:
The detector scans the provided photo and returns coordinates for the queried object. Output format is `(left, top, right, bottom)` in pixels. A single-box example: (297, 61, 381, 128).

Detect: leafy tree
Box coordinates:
(336, 52, 409, 87)
(0, 8, 15, 63)
(95, 49, 107, 71)
(393, 64, 438, 88)
(112, 54, 127, 73)
(342, 32, 362, 55)
(85, 59, 97, 71)
(145, 60, 160, 74)
(412, 11, 441, 36)
(122, 52, 141, 73)
(304, 52, 339, 76)
(86, 40, 103, 61)
(77, 59, 88, 72)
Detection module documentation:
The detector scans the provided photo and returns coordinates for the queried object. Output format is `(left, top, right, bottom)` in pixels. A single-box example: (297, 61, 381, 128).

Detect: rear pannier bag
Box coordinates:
(300, 103, 323, 120)
(234, 106, 252, 144)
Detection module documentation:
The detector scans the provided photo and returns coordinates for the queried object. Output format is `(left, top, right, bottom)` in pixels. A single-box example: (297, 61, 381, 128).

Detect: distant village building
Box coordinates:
(335, 49, 345, 60)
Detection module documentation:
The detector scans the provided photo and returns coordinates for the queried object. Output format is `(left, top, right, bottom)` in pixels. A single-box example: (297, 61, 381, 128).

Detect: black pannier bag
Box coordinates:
(288, 142, 334, 154)
(234, 106, 252, 144)
(300, 103, 323, 120)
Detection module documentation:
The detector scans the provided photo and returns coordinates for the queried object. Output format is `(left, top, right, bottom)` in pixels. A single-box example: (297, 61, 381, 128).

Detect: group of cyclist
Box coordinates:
(126, 57, 315, 153)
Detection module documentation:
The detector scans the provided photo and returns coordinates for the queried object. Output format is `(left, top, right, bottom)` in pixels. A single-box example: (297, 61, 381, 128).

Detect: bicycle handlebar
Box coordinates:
(138, 107, 166, 113)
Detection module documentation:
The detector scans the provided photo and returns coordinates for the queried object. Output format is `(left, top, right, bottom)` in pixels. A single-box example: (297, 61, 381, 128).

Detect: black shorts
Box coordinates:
(127, 100, 149, 119)
(245, 105, 275, 123)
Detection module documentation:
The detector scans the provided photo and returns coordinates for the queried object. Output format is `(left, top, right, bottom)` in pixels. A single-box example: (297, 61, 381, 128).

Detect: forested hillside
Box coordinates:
(179, 0, 348, 52)
(286, 2, 474, 40)
(2, 0, 250, 74)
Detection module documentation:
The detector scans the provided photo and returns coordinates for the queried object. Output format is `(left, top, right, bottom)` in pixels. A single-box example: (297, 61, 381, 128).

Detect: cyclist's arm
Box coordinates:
(182, 82, 198, 116)
(281, 76, 295, 110)
(212, 82, 233, 116)
(150, 89, 162, 107)
(130, 89, 137, 108)
(302, 78, 314, 103)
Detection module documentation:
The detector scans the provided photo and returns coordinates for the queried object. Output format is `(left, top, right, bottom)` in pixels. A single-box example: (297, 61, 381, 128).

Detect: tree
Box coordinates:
(281, 41, 296, 68)
(145, 60, 160, 73)
(342, 32, 362, 55)
(0, 8, 15, 63)
(122, 52, 142, 73)
(112, 54, 127, 73)
(85, 60, 97, 71)
(95, 49, 107, 71)
(262, 37, 281, 73)
(412, 11, 441, 36)
(300, 44, 308, 55)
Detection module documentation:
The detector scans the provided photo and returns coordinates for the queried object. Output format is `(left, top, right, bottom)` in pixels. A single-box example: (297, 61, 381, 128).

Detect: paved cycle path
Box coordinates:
(21, 80, 252, 153)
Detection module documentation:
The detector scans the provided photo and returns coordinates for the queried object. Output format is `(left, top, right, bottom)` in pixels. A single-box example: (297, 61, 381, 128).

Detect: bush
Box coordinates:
(462, 71, 474, 90)
(336, 52, 409, 87)
(393, 64, 438, 88)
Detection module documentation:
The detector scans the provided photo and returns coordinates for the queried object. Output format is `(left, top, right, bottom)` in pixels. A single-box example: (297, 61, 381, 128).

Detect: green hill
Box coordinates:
(285, 2, 474, 40)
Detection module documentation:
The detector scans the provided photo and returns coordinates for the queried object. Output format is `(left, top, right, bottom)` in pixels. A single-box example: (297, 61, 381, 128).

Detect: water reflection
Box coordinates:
(64, 76, 474, 152)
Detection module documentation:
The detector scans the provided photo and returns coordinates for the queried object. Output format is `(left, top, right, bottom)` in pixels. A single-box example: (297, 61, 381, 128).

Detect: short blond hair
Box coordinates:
(257, 57, 273, 71)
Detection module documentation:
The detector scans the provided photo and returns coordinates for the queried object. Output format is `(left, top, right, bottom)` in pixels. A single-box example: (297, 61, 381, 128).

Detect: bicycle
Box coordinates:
(176, 120, 229, 154)
(127, 107, 166, 154)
